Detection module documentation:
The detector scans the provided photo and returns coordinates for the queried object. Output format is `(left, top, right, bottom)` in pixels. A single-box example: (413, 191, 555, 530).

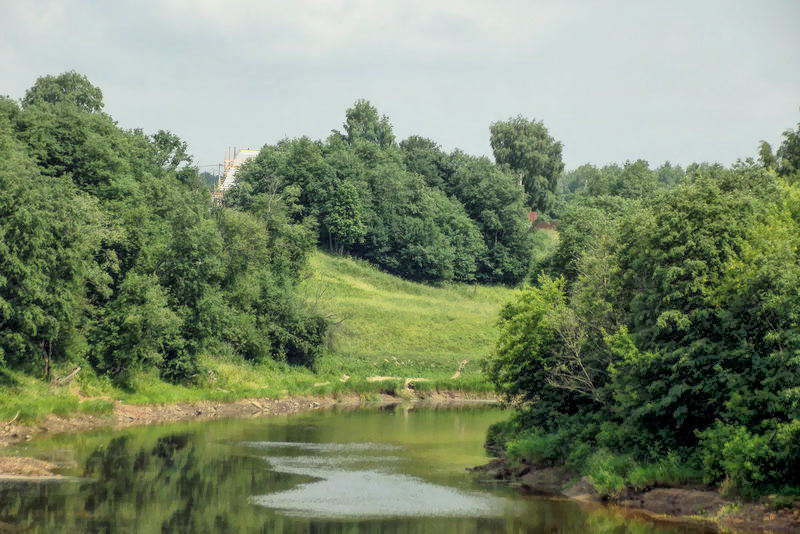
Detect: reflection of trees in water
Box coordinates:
(0, 479, 72, 532)
(0, 433, 279, 532)
(77, 433, 280, 532)
(0, 422, 710, 533)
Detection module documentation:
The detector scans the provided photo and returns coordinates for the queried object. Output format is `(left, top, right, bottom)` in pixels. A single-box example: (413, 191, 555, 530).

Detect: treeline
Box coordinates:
(0, 72, 326, 385)
(225, 101, 564, 285)
(486, 123, 800, 496)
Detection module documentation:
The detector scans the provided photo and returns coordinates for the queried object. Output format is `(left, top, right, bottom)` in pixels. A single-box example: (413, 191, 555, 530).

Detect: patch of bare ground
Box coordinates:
(0, 456, 60, 478)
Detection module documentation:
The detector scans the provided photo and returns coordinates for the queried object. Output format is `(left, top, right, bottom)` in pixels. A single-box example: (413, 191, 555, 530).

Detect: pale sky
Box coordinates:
(2, 0, 798, 171)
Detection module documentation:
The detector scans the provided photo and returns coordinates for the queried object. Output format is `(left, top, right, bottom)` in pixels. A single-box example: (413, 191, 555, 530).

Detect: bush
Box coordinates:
(627, 451, 703, 489)
(584, 449, 634, 496)
(698, 421, 800, 497)
(506, 429, 563, 466)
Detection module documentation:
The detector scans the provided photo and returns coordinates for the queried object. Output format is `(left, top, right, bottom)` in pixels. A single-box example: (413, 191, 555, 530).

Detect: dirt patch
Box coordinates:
(0, 456, 60, 478)
(715, 501, 800, 533)
(563, 476, 600, 501)
(517, 466, 574, 495)
(622, 488, 726, 517)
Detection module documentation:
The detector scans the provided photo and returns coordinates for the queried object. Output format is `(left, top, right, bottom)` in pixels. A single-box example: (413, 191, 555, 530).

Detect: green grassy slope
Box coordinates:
(0, 249, 521, 421)
(302, 251, 515, 380)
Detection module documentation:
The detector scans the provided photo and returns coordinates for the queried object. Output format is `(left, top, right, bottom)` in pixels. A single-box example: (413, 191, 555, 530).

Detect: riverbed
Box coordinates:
(0, 403, 715, 533)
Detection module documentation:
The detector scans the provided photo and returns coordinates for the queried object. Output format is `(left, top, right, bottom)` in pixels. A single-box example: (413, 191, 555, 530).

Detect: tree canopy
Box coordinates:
(490, 116, 564, 212)
(486, 146, 800, 497)
(0, 72, 326, 384)
(229, 100, 537, 285)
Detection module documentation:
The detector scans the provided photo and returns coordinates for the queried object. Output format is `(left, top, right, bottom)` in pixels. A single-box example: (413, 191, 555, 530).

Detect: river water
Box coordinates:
(1, 403, 714, 533)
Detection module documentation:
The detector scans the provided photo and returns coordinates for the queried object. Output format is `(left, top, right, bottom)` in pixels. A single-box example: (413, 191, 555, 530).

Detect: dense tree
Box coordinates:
(776, 121, 800, 180)
(487, 151, 800, 496)
(1, 72, 327, 384)
(399, 135, 451, 189)
(231, 102, 531, 285)
(446, 154, 533, 284)
(337, 99, 395, 148)
(21, 71, 104, 113)
(0, 132, 107, 378)
(490, 116, 564, 212)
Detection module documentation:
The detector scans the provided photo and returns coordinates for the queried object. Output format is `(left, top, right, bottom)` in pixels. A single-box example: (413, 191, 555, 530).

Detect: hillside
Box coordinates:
(301, 251, 515, 380)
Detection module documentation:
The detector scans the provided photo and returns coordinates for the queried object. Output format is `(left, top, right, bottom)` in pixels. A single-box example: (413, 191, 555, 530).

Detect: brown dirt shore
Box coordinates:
(0, 390, 494, 477)
(471, 458, 800, 533)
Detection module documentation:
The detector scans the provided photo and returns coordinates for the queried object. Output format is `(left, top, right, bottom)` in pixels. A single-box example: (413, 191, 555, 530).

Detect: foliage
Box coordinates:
(230, 101, 537, 285)
(0, 72, 326, 387)
(22, 71, 104, 113)
(760, 120, 800, 182)
(488, 138, 800, 496)
(490, 115, 564, 212)
(0, 132, 106, 378)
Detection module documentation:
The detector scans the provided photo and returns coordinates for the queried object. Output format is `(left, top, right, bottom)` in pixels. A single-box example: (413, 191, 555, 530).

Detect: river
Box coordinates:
(0, 403, 714, 533)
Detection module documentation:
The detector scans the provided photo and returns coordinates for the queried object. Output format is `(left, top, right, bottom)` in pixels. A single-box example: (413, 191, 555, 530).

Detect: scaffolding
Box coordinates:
(212, 147, 260, 203)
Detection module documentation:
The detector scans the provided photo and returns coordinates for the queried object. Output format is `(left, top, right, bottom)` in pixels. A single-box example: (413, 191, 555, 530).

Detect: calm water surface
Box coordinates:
(1, 403, 714, 533)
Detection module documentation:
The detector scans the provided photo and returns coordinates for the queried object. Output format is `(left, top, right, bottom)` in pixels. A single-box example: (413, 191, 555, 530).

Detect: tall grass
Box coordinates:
(583, 449, 704, 497)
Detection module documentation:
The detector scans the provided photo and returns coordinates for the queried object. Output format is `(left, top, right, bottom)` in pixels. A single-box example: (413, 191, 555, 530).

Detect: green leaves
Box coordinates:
(490, 115, 564, 212)
(229, 102, 534, 285)
(1, 72, 329, 385)
(492, 156, 800, 495)
(0, 131, 104, 376)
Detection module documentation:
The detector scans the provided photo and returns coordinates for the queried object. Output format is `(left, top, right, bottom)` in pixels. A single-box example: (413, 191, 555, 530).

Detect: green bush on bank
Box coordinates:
(486, 125, 800, 498)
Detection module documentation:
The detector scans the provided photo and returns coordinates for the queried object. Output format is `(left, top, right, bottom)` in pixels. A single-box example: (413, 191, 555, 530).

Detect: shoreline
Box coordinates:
(470, 457, 800, 533)
(0, 390, 495, 476)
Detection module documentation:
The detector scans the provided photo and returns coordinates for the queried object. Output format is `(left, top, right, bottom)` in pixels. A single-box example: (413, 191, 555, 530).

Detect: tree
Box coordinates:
(446, 153, 534, 284)
(399, 135, 451, 189)
(321, 179, 367, 253)
(93, 272, 182, 384)
(338, 99, 395, 148)
(490, 116, 564, 212)
(776, 121, 800, 181)
(149, 130, 192, 172)
(22, 71, 104, 113)
(0, 133, 107, 378)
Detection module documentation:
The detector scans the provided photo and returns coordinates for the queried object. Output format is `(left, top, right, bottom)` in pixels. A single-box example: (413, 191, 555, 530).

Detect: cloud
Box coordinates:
(2, 0, 799, 168)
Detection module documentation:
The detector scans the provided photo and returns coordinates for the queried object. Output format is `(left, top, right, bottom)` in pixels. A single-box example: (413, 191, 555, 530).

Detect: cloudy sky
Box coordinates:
(2, 0, 798, 170)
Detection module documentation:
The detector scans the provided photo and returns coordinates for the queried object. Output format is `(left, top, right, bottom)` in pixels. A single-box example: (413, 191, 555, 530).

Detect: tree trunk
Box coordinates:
(39, 340, 52, 381)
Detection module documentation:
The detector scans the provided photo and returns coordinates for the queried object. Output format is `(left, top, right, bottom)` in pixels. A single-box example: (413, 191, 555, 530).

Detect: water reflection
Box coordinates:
(248, 441, 512, 518)
(0, 405, 715, 533)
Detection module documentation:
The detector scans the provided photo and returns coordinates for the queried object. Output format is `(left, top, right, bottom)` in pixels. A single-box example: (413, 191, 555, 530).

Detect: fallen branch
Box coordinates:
(4, 411, 20, 428)
(451, 359, 468, 379)
(53, 366, 81, 386)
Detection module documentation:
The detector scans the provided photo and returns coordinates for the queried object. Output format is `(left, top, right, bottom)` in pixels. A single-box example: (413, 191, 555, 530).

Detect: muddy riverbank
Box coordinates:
(471, 457, 800, 533)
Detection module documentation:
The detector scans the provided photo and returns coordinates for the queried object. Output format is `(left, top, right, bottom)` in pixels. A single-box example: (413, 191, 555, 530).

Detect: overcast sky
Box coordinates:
(2, 0, 798, 170)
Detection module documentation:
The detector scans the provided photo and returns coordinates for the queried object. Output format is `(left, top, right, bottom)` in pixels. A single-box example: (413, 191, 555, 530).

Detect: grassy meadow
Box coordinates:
(301, 251, 515, 380)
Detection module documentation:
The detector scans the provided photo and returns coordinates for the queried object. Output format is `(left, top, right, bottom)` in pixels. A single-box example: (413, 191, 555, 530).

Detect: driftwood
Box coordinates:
(4, 411, 20, 428)
(53, 366, 81, 386)
(450, 359, 468, 379)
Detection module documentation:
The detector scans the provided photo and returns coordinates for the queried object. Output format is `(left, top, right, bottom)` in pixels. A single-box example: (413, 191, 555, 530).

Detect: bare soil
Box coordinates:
(0, 456, 61, 478)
